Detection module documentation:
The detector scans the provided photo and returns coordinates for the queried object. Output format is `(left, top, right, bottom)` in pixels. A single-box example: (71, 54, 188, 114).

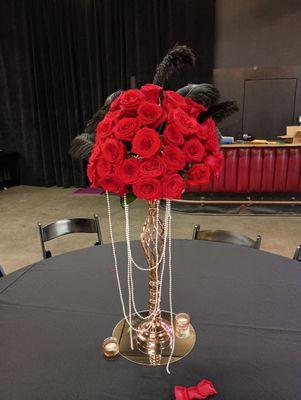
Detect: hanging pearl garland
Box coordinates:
(124, 197, 168, 320)
(105, 191, 175, 373)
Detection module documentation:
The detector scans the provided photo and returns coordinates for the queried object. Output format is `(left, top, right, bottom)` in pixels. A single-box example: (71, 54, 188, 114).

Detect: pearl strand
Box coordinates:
(125, 197, 169, 272)
(106, 191, 143, 333)
(166, 199, 175, 374)
(106, 191, 175, 374)
(106, 192, 165, 333)
(125, 197, 167, 320)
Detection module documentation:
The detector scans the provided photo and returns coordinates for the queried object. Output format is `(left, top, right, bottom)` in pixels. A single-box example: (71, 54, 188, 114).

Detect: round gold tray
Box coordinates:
(112, 311, 196, 366)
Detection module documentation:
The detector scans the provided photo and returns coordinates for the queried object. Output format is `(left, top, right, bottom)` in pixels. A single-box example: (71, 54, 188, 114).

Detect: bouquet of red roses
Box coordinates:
(87, 84, 223, 201)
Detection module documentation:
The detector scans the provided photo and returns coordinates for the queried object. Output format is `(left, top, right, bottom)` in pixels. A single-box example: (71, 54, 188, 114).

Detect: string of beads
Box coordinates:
(105, 191, 174, 373)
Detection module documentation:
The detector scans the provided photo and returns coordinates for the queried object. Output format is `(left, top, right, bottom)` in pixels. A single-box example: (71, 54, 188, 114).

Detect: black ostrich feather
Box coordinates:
(153, 44, 196, 86)
(70, 90, 121, 160)
(69, 133, 95, 160)
(198, 101, 239, 124)
(84, 90, 122, 133)
(177, 83, 220, 108)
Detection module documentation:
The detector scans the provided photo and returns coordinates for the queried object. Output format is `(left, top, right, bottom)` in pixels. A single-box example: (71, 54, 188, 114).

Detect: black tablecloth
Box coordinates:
(0, 240, 300, 400)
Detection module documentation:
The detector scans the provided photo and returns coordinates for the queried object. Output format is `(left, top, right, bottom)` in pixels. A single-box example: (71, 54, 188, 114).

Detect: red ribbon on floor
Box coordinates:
(174, 379, 217, 400)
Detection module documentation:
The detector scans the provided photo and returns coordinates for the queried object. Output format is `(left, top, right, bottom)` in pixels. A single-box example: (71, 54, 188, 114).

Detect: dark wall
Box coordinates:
(215, 0, 301, 69)
(213, 0, 301, 138)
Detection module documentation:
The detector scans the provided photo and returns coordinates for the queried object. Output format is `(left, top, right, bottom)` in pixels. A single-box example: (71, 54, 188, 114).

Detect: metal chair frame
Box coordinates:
(293, 244, 301, 262)
(38, 215, 102, 259)
(192, 224, 262, 249)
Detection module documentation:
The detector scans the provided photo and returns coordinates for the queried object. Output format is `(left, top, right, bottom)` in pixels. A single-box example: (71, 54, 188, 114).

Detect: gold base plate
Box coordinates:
(112, 311, 196, 366)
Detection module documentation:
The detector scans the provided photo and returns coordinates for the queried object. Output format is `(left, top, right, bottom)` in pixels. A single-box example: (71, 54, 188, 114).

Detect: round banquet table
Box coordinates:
(0, 240, 300, 400)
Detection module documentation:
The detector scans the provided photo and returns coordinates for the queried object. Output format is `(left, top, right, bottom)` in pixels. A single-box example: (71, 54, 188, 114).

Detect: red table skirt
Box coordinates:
(189, 146, 301, 193)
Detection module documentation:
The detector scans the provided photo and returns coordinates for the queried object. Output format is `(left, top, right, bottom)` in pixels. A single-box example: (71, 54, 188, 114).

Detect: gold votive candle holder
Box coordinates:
(102, 337, 119, 358)
(175, 313, 190, 338)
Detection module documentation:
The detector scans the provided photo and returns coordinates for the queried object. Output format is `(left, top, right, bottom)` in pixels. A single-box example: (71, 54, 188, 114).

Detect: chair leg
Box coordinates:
(38, 223, 48, 259)
(293, 245, 301, 261)
(94, 214, 103, 245)
(0, 264, 5, 277)
(254, 235, 262, 249)
(192, 224, 200, 240)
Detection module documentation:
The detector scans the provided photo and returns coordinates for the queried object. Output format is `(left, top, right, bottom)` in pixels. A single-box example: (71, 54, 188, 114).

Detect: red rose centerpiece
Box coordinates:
(73, 45, 239, 374)
(87, 85, 223, 201)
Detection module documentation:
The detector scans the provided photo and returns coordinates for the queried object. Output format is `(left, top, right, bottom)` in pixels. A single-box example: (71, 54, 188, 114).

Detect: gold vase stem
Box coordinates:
(137, 201, 171, 353)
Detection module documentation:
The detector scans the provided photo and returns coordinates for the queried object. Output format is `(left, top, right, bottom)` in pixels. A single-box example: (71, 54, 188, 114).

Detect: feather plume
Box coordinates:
(153, 44, 196, 86)
(70, 90, 121, 160)
(177, 83, 220, 108)
(198, 101, 239, 124)
(69, 133, 95, 160)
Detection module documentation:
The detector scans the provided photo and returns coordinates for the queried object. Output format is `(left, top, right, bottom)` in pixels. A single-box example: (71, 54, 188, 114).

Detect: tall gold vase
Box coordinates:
(112, 200, 196, 366)
(136, 201, 172, 354)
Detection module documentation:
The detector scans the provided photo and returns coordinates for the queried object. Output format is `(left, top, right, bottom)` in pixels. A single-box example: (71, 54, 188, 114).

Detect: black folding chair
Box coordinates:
(192, 224, 261, 249)
(38, 215, 102, 259)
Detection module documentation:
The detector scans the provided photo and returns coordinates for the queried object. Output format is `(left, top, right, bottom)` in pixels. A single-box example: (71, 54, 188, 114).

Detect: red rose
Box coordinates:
(141, 84, 162, 103)
(187, 163, 210, 184)
(204, 153, 224, 177)
(114, 117, 139, 141)
(137, 102, 167, 128)
(162, 145, 186, 170)
(133, 177, 162, 200)
(132, 127, 161, 158)
(96, 117, 114, 140)
(196, 123, 209, 141)
(162, 173, 184, 199)
(119, 89, 145, 110)
(87, 145, 102, 187)
(197, 118, 216, 141)
(183, 138, 205, 163)
(110, 95, 122, 111)
(96, 157, 113, 178)
(106, 109, 123, 120)
(117, 158, 141, 184)
(204, 125, 220, 154)
(163, 123, 184, 146)
(140, 155, 166, 177)
(163, 91, 188, 112)
(185, 97, 207, 118)
(101, 138, 126, 165)
(100, 175, 127, 196)
(169, 108, 199, 135)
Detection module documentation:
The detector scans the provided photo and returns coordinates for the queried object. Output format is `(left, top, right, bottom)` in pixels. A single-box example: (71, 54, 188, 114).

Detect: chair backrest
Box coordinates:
(38, 215, 102, 259)
(293, 244, 301, 262)
(192, 224, 261, 249)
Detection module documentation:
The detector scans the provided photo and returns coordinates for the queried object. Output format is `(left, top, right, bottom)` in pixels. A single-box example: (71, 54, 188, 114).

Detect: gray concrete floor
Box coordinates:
(0, 186, 300, 274)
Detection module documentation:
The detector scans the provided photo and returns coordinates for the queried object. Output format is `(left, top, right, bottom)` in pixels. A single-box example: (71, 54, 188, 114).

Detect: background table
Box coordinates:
(0, 240, 300, 399)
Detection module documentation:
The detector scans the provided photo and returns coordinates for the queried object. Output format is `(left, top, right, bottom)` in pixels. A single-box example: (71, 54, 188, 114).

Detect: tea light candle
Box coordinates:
(175, 313, 190, 338)
(102, 337, 119, 358)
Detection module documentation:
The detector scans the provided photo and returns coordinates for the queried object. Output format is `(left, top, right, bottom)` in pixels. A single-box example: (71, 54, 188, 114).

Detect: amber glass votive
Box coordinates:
(102, 337, 119, 358)
(175, 313, 190, 338)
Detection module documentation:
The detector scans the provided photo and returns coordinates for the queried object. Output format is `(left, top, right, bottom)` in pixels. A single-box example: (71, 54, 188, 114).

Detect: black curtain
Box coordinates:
(0, 0, 215, 187)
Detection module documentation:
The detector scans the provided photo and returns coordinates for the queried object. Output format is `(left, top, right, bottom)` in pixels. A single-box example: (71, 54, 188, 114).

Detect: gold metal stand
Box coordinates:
(136, 201, 171, 353)
(113, 311, 196, 366)
(112, 201, 196, 366)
